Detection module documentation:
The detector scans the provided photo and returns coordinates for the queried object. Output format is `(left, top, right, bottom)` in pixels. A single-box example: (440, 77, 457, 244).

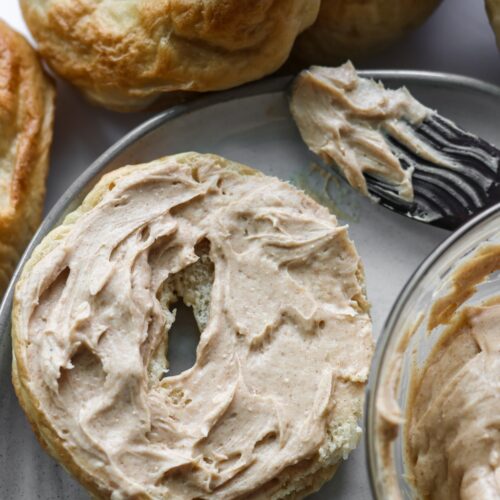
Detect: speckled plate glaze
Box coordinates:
(1, 72, 500, 499)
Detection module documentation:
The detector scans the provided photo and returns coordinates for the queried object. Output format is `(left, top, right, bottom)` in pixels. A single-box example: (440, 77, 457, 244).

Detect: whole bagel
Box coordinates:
(0, 20, 55, 295)
(12, 153, 373, 499)
(293, 0, 442, 65)
(20, 0, 320, 112)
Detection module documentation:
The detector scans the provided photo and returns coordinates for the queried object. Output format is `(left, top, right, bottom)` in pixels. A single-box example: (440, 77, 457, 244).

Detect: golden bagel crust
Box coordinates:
(0, 20, 55, 295)
(20, 0, 320, 112)
(12, 153, 372, 499)
(292, 0, 441, 65)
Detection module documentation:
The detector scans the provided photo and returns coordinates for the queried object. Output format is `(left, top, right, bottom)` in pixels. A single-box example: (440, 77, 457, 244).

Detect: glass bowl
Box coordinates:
(366, 202, 500, 498)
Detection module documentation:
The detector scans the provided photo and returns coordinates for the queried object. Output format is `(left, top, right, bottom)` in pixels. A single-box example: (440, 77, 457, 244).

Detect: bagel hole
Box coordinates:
(164, 300, 200, 378)
(155, 238, 214, 381)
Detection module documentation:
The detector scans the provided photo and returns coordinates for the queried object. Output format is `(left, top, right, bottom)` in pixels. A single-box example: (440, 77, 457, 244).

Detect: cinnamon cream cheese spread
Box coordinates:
(407, 301, 500, 499)
(405, 245, 500, 499)
(290, 62, 453, 202)
(12, 153, 373, 499)
(378, 244, 500, 499)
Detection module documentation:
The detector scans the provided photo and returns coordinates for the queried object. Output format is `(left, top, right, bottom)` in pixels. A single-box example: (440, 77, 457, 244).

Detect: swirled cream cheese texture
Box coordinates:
(405, 246, 500, 499)
(407, 303, 500, 499)
(290, 62, 440, 202)
(13, 154, 373, 498)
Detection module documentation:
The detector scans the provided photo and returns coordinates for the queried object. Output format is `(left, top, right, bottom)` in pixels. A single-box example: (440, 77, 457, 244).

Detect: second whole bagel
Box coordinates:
(293, 0, 442, 65)
(0, 20, 55, 295)
(20, 0, 320, 111)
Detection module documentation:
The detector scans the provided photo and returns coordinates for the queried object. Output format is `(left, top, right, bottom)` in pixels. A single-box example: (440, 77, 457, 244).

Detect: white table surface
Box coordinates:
(0, 1, 498, 499)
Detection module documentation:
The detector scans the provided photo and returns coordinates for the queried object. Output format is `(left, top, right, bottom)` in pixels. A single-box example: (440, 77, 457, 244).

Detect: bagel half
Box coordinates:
(12, 153, 373, 498)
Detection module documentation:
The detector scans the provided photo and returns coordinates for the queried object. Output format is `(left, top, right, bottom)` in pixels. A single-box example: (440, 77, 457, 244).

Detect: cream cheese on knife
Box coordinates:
(290, 62, 458, 203)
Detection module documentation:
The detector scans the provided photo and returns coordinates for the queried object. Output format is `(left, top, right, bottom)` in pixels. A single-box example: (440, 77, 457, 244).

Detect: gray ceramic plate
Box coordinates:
(1, 72, 500, 499)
